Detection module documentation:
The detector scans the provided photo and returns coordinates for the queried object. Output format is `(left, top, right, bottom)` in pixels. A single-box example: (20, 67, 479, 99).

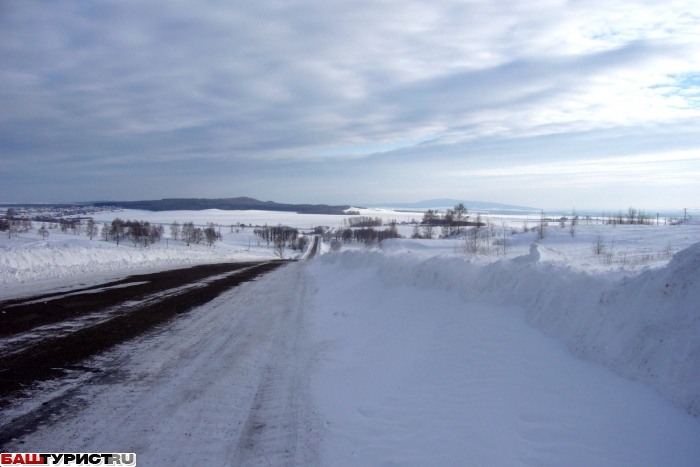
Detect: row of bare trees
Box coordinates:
(346, 225, 402, 246)
(100, 218, 164, 246)
(603, 207, 656, 225)
(253, 224, 309, 257)
(342, 216, 383, 228)
(166, 221, 222, 247)
(1, 218, 33, 238)
(416, 203, 473, 238)
(460, 216, 513, 256)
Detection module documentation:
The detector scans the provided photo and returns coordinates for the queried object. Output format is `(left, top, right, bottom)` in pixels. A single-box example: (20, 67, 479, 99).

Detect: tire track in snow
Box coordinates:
(1, 262, 322, 467)
(228, 264, 319, 466)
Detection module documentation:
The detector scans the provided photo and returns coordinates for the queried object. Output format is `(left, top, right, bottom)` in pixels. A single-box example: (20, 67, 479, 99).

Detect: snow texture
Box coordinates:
(319, 241, 700, 416)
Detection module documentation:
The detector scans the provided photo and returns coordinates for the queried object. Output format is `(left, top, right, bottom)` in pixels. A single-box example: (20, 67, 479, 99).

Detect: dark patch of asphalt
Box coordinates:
(0, 261, 291, 410)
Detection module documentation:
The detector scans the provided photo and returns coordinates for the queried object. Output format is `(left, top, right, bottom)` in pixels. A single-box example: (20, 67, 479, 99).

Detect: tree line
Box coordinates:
(341, 216, 383, 228)
(100, 218, 165, 246)
(253, 224, 309, 257)
(329, 221, 402, 246)
(412, 203, 482, 239)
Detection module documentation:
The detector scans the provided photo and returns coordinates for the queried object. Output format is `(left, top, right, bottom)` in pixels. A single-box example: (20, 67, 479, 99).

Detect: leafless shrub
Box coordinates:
(662, 243, 675, 258)
(274, 236, 286, 258)
(463, 214, 492, 255)
(37, 223, 49, 240)
(603, 237, 616, 265)
(496, 219, 511, 256)
(592, 232, 606, 255)
(463, 225, 482, 255)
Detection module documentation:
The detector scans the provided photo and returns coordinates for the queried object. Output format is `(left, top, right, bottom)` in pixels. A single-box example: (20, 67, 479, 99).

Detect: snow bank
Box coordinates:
(320, 242, 700, 415)
(0, 242, 254, 283)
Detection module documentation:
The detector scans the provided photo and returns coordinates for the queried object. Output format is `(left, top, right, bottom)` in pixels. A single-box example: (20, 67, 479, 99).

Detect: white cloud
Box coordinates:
(1, 0, 699, 205)
(453, 150, 700, 187)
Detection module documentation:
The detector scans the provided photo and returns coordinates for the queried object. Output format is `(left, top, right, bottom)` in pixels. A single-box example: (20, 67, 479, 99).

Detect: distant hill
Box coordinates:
(92, 197, 357, 215)
(362, 198, 538, 213)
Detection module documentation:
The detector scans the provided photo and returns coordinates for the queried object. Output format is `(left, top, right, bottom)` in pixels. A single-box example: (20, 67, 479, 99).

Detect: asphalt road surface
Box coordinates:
(0, 261, 287, 409)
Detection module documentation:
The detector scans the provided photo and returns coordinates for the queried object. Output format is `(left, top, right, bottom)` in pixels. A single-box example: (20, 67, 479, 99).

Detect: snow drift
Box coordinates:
(321, 241, 700, 415)
(0, 242, 250, 283)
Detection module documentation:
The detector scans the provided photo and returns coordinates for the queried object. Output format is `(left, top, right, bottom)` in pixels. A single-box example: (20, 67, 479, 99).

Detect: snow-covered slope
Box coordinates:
(320, 242, 700, 416)
(0, 240, 266, 284)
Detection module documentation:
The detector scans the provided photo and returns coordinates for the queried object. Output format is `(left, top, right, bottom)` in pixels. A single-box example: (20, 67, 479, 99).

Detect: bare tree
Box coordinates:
(604, 237, 616, 265)
(569, 208, 577, 237)
(273, 236, 286, 258)
(101, 223, 110, 241)
(441, 209, 454, 237)
(411, 225, 422, 239)
(421, 209, 437, 239)
(497, 219, 511, 256)
(463, 214, 484, 254)
(464, 225, 481, 254)
(453, 203, 467, 234)
(111, 218, 126, 246)
(170, 221, 180, 240)
(181, 221, 194, 245)
(592, 231, 606, 255)
(203, 222, 220, 246)
(298, 235, 309, 252)
(71, 221, 82, 235)
(191, 227, 203, 244)
(8, 221, 19, 238)
(86, 219, 98, 240)
(37, 223, 49, 240)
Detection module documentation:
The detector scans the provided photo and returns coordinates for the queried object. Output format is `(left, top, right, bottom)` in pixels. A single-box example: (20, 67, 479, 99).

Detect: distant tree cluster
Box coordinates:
(253, 224, 307, 257)
(100, 218, 165, 246)
(1, 209, 33, 237)
(169, 221, 222, 247)
(342, 216, 383, 228)
(602, 207, 655, 225)
(333, 221, 402, 247)
(414, 203, 476, 239)
(254, 224, 298, 245)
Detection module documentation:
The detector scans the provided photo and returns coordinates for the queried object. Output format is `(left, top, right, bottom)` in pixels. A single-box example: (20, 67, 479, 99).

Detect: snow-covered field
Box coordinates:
(2, 209, 699, 464)
(309, 252, 700, 466)
(3, 208, 697, 289)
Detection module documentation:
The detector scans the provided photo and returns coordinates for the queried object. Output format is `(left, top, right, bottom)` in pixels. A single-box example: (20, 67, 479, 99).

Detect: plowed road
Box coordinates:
(0, 260, 322, 466)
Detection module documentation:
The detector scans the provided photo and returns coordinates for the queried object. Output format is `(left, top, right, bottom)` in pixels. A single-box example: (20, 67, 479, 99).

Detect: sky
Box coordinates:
(1, 0, 699, 210)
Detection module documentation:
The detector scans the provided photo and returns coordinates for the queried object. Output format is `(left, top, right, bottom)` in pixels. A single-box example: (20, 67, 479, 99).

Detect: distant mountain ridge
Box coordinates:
(362, 198, 538, 212)
(93, 197, 357, 215)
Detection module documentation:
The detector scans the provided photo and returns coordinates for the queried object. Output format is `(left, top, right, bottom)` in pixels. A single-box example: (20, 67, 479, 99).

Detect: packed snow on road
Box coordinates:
(1, 210, 699, 466)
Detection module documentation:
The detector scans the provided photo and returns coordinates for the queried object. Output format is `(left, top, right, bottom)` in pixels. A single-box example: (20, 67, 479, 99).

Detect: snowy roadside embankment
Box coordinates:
(321, 241, 700, 415)
(0, 242, 256, 284)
